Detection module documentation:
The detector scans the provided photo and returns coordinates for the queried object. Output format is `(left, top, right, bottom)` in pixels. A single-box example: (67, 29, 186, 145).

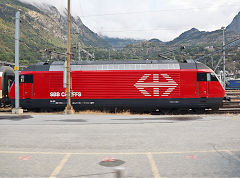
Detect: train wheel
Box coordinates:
(193, 108, 205, 114)
(171, 109, 189, 115)
(151, 111, 161, 115)
(151, 109, 172, 115)
(211, 107, 219, 112)
(161, 109, 172, 115)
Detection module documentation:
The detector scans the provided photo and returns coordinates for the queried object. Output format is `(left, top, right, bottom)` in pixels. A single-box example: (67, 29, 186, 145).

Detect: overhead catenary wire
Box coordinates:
(195, 37, 240, 62)
(78, 4, 240, 18)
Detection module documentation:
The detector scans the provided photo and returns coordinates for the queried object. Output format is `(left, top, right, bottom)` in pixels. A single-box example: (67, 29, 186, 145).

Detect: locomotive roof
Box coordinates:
(23, 59, 210, 71)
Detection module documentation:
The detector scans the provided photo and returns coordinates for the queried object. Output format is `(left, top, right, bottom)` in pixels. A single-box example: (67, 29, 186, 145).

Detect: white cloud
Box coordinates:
(19, 0, 240, 41)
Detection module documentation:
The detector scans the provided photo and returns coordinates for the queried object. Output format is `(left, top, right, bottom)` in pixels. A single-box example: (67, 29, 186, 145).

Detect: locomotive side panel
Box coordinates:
(9, 71, 66, 108)
(71, 70, 181, 99)
(16, 70, 182, 100)
(180, 70, 197, 98)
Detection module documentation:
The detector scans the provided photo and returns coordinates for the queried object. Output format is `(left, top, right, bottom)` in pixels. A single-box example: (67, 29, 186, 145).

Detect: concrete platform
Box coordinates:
(0, 113, 239, 177)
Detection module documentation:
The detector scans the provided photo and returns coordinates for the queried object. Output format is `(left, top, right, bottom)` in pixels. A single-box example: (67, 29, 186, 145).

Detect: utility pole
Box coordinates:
(78, 42, 81, 61)
(12, 11, 23, 114)
(221, 26, 226, 89)
(211, 56, 214, 68)
(64, 0, 74, 114)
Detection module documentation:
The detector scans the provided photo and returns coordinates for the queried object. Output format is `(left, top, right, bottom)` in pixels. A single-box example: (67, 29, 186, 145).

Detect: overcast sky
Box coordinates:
(19, 0, 240, 41)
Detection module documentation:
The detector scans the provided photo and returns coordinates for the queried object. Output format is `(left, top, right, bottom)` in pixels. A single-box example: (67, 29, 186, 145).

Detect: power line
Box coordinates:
(99, 27, 180, 33)
(79, 4, 240, 18)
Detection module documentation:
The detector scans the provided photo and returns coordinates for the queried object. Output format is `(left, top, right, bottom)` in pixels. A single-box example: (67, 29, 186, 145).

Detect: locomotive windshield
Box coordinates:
(210, 73, 218, 81)
(197, 72, 219, 82)
(19, 75, 34, 83)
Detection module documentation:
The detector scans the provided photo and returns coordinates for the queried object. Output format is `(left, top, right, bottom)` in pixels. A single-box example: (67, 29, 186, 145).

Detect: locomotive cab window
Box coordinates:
(197, 72, 207, 81)
(210, 73, 218, 81)
(197, 72, 219, 82)
(20, 75, 34, 83)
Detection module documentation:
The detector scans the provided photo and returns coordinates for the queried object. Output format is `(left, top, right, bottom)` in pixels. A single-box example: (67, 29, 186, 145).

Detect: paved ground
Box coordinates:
(0, 113, 239, 178)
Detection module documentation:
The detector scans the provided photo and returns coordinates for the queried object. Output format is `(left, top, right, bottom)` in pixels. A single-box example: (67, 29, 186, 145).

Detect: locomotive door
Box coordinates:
(20, 75, 34, 99)
(197, 72, 209, 98)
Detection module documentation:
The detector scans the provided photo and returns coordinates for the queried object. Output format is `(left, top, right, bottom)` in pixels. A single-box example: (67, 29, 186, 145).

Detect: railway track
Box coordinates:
(217, 89, 240, 114)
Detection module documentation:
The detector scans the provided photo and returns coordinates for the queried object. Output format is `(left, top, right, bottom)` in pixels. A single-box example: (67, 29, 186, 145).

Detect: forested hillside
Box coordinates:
(0, 0, 110, 64)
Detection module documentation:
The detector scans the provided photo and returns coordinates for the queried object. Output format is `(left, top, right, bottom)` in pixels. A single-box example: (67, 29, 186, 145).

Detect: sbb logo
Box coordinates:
(50, 92, 61, 97)
(71, 92, 81, 97)
(50, 92, 81, 97)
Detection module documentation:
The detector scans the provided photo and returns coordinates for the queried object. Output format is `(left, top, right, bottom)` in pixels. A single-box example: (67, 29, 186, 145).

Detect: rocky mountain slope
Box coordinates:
(167, 28, 240, 46)
(227, 12, 240, 34)
(0, 0, 109, 64)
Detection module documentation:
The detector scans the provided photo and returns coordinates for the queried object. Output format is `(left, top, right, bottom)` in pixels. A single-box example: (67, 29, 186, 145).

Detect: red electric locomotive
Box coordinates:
(8, 60, 225, 112)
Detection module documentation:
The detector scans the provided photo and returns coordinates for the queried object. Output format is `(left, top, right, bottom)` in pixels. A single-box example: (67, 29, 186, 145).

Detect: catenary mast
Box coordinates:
(64, 0, 74, 114)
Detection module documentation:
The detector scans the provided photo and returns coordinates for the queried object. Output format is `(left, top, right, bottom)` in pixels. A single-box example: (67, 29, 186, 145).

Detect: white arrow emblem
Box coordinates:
(134, 74, 178, 97)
